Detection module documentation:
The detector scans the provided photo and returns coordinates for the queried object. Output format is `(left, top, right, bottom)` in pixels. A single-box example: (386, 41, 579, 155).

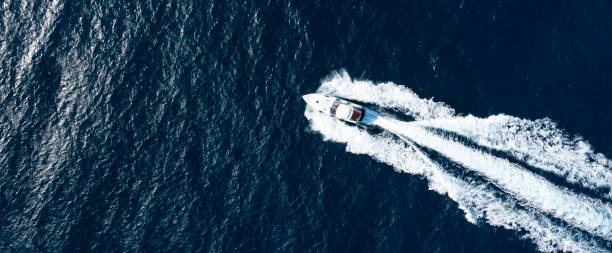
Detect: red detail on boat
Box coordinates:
(350, 109, 362, 121)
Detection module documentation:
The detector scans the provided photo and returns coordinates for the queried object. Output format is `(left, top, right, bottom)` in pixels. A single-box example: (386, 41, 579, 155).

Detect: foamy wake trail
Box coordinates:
(321, 72, 612, 198)
(415, 116, 612, 198)
(378, 118, 612, 240)
(305, 72, 612, 252)
(305, 109, 605, 252)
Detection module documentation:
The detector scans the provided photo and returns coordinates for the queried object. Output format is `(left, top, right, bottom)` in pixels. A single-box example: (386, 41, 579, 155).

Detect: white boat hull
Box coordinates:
(302, 93, 375, 124)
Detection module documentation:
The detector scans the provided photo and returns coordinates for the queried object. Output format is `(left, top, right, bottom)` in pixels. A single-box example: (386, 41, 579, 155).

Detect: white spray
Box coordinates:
(305, 71, 612, 252)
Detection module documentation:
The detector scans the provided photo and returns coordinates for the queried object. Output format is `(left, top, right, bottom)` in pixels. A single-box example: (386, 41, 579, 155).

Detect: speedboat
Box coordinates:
(302, 93, 369, 124)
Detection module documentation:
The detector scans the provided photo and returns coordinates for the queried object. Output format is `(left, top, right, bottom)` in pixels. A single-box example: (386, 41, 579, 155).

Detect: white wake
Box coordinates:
(305, 71, 612, 252)
(415, 116, 612, 197)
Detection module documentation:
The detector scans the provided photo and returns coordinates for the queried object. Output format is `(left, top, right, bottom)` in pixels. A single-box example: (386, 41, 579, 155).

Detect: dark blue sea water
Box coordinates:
(1, 0, 611, 252)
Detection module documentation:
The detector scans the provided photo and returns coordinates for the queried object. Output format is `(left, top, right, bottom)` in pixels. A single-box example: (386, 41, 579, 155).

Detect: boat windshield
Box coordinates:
(330, 100, 342, 115)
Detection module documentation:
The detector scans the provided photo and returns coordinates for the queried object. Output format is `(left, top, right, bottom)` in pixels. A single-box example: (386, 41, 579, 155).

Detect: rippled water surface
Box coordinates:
(1, 0, 611, 252)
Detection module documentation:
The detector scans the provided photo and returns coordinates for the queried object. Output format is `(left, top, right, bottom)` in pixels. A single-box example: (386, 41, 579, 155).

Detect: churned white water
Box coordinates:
(305, 71, 612, 252)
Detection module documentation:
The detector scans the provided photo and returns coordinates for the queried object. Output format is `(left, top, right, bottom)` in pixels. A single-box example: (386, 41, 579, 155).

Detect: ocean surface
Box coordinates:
(1, 0, 611, 252)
